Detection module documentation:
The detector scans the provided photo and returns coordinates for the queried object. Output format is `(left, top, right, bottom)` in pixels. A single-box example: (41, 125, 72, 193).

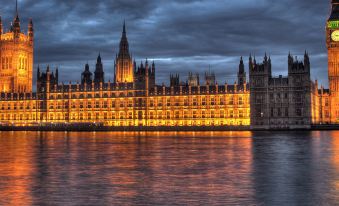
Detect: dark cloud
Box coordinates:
(0, 0, 330, 86)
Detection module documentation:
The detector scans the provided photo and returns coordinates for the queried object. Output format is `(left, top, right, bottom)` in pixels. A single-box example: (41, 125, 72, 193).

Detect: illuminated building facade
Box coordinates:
(0, 18, 250, 127)
(0, 1, 337, 129)
(327, 0, 339, 124)
(0, 1, 33, 93)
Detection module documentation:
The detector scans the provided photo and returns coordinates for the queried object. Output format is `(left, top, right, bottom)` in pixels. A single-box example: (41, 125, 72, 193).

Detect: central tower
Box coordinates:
(114, 22, 134, 84)
(327, 0, 339, 123)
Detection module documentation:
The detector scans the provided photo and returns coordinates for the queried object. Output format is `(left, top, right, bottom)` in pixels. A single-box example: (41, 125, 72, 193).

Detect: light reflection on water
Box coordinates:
(0, 131, 338, 205)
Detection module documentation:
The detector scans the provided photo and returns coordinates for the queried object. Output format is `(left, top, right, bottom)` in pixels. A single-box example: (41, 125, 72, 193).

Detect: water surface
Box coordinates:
(0, 131, 338, 205)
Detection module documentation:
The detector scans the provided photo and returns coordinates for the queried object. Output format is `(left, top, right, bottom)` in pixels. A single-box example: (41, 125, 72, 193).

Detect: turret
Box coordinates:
(133, 60, 137, 73)
(145, 58, 149, 73)
(288, 52, 293, 66)
(113, 61, 117, 84)
(28, 18, 34, 44)
(304, 50, 310, 71)
(205, 70, 216, 86)
(94, 53, 104, 83)
(13, 0, 21, 38)
(82, 63, 93, 85)
(152, 61, 155, 74)
(55, 67, 59, 82)
(249, 54, 253, 71)
(46, 66, 51, 92)
(170, 74, 180, 87)
(46, 65, 50, 74)
(37, 65, 41, 80)
(238, 56, 247, 85)
(145, 59, 149, 92)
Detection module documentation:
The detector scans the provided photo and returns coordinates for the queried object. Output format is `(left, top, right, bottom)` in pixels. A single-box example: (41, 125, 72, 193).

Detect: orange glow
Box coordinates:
(0, 90, 251, 127)
(0, 29, 33, 93)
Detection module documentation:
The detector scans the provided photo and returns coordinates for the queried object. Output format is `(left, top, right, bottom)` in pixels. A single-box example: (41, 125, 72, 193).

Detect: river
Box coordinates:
(0, 131, 338, 205)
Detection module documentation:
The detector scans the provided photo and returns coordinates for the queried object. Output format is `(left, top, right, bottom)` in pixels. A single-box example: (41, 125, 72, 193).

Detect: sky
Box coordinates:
(0, 0, 331, 86)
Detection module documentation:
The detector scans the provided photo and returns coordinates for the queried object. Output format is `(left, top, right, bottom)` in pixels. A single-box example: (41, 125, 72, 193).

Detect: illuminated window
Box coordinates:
(239, 97, 243, 105)
(220, 97, 225, 105)
(175, 98, 180, 106)
(239, 110, 244, 118)
(220, 110, 225, 118)
(193, 111, 197, 118)
(202, 97, 206, 105)
(184, 98, 188, 106)
(211, 98, 215, 105)
(229, 97, 234, 105)
(184, 111, 189, 118)
(175, 111, 180, 119)
(193, 98, 197, 106)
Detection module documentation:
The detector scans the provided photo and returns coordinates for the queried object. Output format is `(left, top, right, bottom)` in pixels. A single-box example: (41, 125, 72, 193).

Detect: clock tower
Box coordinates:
(327, 0, 339, 123)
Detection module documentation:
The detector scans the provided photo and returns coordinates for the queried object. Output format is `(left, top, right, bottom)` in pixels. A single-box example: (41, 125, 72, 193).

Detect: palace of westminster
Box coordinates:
(1, 1, 339, 129)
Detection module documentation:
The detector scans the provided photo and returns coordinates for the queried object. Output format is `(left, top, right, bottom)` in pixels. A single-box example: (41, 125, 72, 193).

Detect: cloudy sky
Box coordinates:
(0, 0, 331, 86)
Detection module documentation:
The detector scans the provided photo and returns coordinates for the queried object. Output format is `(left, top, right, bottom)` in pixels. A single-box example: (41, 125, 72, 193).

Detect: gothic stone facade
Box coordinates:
(249, 53, 319, 129)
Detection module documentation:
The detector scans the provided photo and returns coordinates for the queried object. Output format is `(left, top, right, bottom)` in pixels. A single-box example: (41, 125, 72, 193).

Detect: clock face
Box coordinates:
(332, 30, 339, 42)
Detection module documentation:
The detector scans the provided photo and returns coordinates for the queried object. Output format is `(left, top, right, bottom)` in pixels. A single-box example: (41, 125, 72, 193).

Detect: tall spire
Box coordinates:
(115, 21, 134, 83)
(16, 0, 18, 16)
(118, 21, 130, 58)
(97, 52, 102, 63)
(123, 20, 126, 35)
(13, 0, 20, 35)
